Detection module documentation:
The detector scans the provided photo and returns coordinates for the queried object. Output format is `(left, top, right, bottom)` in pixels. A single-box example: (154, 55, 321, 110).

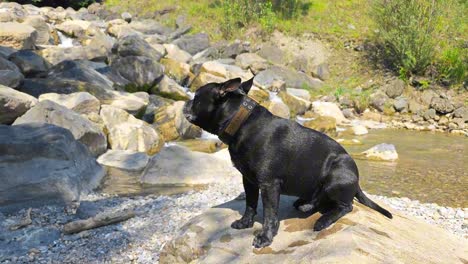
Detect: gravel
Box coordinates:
(0, 183, 466, 263)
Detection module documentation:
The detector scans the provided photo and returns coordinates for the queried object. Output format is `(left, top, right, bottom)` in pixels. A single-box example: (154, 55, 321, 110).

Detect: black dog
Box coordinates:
(183, 77, 392, 248)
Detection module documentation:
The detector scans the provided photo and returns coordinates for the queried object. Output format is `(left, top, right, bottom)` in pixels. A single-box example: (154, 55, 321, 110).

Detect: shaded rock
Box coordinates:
(369, 91, 389, 112)
(13, 100, 107, 156)
(129, 19, 172, 35)
(0, 46, 16, 58)
(110, 56, 164, 89)
(278, 90, 311, 117)
(141, 145, 240, 185)
(163, 43, 192, 63)
(360, 143, 398, 161)
(97, 149, 149, 172)
(422, 108, 436, 121)
(430, 97, 454, 114)
(100, 105, 163, 155)
(384, 79, 405, 99)
(0, 56, 24, 88)
(160, 196, 467, 264)
(0, 85, 37, 124)
(173, 33, 210, 55)
(254, 66, 323, 90)
(311, 101, 347, 124)
(49, 60, 114, 90)
(0, 22, 37, 50)
(393, 96, 408, 112)
(153, 76, 190, 101)
(112, 34, 163, 61)
(303, 116, 336, 135)
(22, 16, 51, 45)
(38, 92, 100, 115)
(0, 123, 104, 213)
(0, 226, 60, 259)
(453, 106, 468, 120)
(8, 50, 50, 77)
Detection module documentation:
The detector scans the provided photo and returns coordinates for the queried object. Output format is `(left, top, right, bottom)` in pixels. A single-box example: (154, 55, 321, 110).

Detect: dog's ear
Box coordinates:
(240, 77, 254, 94)
(219, 78, 242, 96)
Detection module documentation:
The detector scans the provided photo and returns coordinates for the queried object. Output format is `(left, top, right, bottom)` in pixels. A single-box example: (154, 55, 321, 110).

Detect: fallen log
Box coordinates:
(63, 209, 135, 235)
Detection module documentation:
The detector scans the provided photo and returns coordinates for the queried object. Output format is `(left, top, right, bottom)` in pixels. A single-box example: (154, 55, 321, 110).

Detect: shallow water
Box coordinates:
(342, 129, 467, 208)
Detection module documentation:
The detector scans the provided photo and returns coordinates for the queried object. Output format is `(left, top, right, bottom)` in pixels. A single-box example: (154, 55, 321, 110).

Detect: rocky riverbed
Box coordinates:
(0, 182, 466, 264)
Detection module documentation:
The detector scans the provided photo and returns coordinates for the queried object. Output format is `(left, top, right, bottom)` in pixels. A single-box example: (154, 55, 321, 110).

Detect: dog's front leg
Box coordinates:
(253, 181, 280, 248)
(231, 176, 259, 229)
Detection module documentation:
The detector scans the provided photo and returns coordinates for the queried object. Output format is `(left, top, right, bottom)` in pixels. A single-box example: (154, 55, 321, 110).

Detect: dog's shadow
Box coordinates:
(214, 194, 313, 224)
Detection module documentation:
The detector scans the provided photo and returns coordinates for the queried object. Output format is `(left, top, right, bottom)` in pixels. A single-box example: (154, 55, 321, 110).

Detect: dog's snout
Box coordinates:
(183, 100, 195, 122)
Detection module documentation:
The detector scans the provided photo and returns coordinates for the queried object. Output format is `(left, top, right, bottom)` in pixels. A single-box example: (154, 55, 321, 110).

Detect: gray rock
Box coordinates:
(420, 89, 438, 106)
(97, 149, 150, 172)
(173, 33, 210, 55)
(112, 34, 163, 61)
(313, 63, 330, 81)
(370, 91, 389, 112)
(430, 97, 454, 114)
(254, 66, 323, 90)
(0, 46, 16, 58)
(48, 60, 114, 90)
(22, 15, 50, 45)
(121, 12, 132, 22)
(393, 96, 408, 112)
(235, 52, 268, 71)
(219, 41, 249, 58)
(13, 100, 107, 156)
(453, 107, 468, 120)
(8, 50, 50, 77)
(257, 44, 286, 65)
(361, 143, 398, 161)
(38, 92, 100, 115)
(129, 19, 172, 36)
(0, 85, 37, 124)
(76, 201, 101, 219)
(154, 76, 190, 100)
(0, 56, 24, 88)
(422, 108, 437, 121)
(0, 123, 104, 213)
(141, 146, 240, 185)
(39, 45, 111, 65)
(384, 78, 405, 98)
(408, 99, 426, 113)
(110, 56, 164, 88)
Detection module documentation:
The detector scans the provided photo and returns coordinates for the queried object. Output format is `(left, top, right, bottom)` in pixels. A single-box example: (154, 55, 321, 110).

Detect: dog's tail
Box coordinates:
(355, 187, 393, 219)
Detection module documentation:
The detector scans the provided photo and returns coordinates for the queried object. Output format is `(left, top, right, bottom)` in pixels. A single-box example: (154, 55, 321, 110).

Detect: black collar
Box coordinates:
(218, 96, 258, 144)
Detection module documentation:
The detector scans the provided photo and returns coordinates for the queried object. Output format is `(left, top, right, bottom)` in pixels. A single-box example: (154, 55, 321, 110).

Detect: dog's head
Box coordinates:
(183, 77, 254, 134)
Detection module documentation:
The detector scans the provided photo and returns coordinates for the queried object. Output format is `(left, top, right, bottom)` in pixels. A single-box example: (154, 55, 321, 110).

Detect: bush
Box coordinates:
(371, 0, 440, 75)
(437, 48, 467, 84)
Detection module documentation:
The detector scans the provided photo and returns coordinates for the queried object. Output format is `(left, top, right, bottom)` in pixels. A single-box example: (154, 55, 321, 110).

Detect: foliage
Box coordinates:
(11, 0, 97, 9)
(437, 48, 467, 84)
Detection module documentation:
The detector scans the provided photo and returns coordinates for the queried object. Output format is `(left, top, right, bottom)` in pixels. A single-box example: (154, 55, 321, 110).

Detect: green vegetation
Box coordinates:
(11, 0, 96, 9)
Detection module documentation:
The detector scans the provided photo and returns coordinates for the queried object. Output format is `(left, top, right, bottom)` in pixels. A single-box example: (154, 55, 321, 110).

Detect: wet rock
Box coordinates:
(303, 116, 336, 135)
(254, 66, 323, 90)
(430, 97, 454, 114)
(13, 100, 107, 156)
(141, 145, 240, 185)
(111, 56, 164, 89)
(112, 34, 163, 61)
(384, 78, 405, 99)
(0, 85, 37, 124)
(160, 197, 467, 264)
(8, 50, 50, 77)
(361, 143, 398, 161)
(0, 22, 37, 50)
(0, 123, 104, 213)
(173, 33, 210, 55)
(38, 92, 100, 115)
(311, 101, 347, 124)
(100, 105, 163, 155)
(0, 56, 24, 88)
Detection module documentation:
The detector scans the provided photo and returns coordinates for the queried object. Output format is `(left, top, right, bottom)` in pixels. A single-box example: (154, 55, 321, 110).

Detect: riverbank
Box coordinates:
(0, 182, 466, 263)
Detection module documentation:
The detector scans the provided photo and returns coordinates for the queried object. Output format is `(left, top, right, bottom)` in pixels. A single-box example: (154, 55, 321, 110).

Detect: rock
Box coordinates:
(200, 61, 253, 81)
(163, 43, 192, 63)
(140, 145, 240, 185)
(420, 89, 438, 106)
(112, 35, 163, 61)
(219, 41, 249, 59)
(22, 16, 51, 45)
(269, 79, 286, 92)
(161, 196, 468, 263)
(110, 56, 164, 89)
(55, 20, 91, 38)
(257, 44, 286, 65)
(153, 76, 190, 101)
(351, 125, 368, 135)
(341, 108, 355, 119)
(160, 58, 192, 85)
(278, 90, 311, 117)
(0, 85, 37, 124)
(393, 96, 408, 112)
(39, 46, 108, 65)
(248, 87, 270, 104)
(422, 108, 436, 121)
(438, 116, 449, 126)
(0, 56, 24, 88)
(100, 105, 163, 155)
(235, 53, 268, 71)
(0, 123, 104, 213)
(336, 138, 363, 145)
(311, 101, 347, 124)
(176, 139, 221, 153)
(173, 33, 210, 55)
(312, 63, 330, 81)
(266, 100, 290, 119)
(48, 60, 114, 90)
(430, 97, 455, 114)
(38, 92, 100, 115)
(453, 107, 468, 120)
(13, 100, 107, 156)
(286, 88, 311, 101)
(0, 46, 16, 58)
(0, 226, 61, 259)
(384, 79, 405, 99)
(8, 50, 50, 77)
(303, 116, 336, 135)
(254, 66, 323, 90)
(121, 12, 132, 22)
(190, 72, 226, 92)
(369, 91, 389, 112)
(408, 99, 425, 113)
(154, 101, 202, 141)
(0, 22, 37, 50)
(129, 19, 172, 35)
(97, 149, 149, 172)
(361, 143, 398, 161)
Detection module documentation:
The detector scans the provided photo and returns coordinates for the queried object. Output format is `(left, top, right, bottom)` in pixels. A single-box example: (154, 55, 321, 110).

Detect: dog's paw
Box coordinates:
(252, 233, 272, 248)
(231, 219, 253, 229)
(313, 218, 332, 231)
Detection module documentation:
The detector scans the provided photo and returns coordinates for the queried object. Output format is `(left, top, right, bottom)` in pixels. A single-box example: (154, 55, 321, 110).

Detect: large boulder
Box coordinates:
(303, 116, 336, 135)
(38, 92, 100, 115)
(112, 34, 163, 61)
(55, 20, 91, 38)
(97, 149, 149, 177)
(370, 91, 390, 112)
(160, 196, 467, 264)
(235, 52, 268, 73)
(154, 101, 202, 141)
(430, 97, 455, 114)
(100, 105, 163, 155)
(160, 58, 192, 85)
(0, 22, 37, 50)
(0, 56, 24, 88)
(0, 85, 37, 124)
(13, 100, 107, 156)
(278, 90, 311, 117)
(8, 50, 50, 77)
(48, 60, 114, 90)
(254, 66, 323, 90)
(383, 78, 405, 99)
(153, 76, 190, 101)
(110, 56, 164, 89)
(129, 19, 172, 35)
(0, 123, 105, 213)
(22, 16, 51, 45)
(39, 45, 110, 65)
(311, 101, 347, 124)
(173, 33, 210, 55)
(141, 146, 240, 185)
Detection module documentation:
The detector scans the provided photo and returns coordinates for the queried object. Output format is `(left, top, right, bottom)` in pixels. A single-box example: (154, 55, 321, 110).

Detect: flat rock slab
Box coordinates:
(160, 196, 468, 263)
